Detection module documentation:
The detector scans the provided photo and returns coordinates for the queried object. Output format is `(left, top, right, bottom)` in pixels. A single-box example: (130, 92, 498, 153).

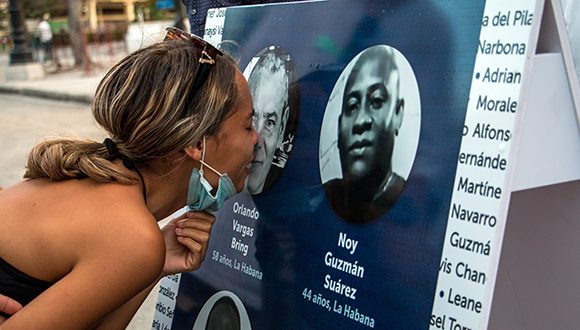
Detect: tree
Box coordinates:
(67, 0, 85, 68)
(22, 0, 67, 19)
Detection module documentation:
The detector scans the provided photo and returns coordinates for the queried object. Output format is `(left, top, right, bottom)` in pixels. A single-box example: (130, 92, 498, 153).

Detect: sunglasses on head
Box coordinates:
(164, 27, 223, 64)
(163, 27, 224, 102)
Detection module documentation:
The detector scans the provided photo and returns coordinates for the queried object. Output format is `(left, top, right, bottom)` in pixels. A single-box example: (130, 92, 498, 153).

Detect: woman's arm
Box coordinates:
(0, 210, 216, 329)
(0, 214, 165, 329)
(95, 210, 216, 328)
(94, 275, 161, 329)
(161, 210, 216, 276)
(93, 210, 216, 329)
(0, 295, 22, 324)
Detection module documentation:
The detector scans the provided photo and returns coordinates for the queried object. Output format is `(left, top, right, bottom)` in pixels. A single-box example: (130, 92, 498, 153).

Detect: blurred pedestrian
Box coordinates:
(38, 13, 53, 63)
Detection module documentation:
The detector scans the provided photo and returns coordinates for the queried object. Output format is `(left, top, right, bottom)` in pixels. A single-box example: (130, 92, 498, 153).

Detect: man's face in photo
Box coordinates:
(246, 64, 288, 194)
(338, 55, 400, 182)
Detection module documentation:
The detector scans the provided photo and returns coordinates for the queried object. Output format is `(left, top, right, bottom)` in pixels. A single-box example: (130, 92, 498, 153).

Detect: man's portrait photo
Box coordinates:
(319, 45, 421, 223)
(193, 291, 252, 330)
(243, 46, 299, 195)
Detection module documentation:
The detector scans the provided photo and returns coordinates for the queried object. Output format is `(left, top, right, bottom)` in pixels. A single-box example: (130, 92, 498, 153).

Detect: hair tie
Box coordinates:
(102, 138, 147, 202)
(103, 138, 120, 160)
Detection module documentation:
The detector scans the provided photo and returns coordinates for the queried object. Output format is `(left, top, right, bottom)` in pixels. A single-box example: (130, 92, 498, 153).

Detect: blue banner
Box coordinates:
(171, 1, 485, 329)
(156, 0, 174, 10)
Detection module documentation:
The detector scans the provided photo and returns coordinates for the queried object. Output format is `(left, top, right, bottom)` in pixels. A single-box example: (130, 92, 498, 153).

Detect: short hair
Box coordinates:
(205, 296, 240, 330)
(248, 46, 296, 169)
(248, 46, 291, 121)
(25, 40, 240, 184)
(342, 46, 400, 113)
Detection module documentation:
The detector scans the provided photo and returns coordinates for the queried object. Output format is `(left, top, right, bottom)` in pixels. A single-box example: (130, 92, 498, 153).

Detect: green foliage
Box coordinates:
(50, 20, 69, 33)
(22, 0, 68, 19)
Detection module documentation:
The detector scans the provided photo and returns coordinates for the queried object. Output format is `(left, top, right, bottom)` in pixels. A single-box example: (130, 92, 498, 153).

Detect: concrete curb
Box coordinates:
(0, 85, 92, 104)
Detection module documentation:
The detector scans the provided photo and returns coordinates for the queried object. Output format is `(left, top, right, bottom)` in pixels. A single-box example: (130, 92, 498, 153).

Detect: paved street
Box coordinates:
(0, 94, 105, 187)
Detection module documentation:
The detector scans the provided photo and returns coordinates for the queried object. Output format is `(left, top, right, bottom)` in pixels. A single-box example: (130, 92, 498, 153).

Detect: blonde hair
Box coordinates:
(24, 40, 239, 184)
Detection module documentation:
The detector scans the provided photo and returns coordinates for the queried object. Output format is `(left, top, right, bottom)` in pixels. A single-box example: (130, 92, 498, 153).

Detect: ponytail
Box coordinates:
(24, 137, 138, 184)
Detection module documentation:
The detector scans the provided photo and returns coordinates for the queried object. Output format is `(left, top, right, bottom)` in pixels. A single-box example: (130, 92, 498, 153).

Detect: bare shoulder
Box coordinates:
(0, 179, 164, 281)
(0, 180, 165, 328)
(69, 180, 165, 261)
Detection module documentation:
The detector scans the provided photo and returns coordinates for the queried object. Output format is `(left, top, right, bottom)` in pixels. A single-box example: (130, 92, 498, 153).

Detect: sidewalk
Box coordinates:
(0, 68, 104, 104)
(0, 48, 122, 104)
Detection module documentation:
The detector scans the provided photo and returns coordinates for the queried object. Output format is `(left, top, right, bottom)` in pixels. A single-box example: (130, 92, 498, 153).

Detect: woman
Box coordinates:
(0, 28, 257, 328)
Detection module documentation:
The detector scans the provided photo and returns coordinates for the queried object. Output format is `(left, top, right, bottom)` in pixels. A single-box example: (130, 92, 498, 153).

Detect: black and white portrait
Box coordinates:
(243, 46, 299, 195)
(192, 290, 252, 330)
(319, 45, 421, 223)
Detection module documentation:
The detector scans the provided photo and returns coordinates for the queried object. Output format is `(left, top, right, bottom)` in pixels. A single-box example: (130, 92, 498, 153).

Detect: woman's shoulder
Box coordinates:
(69, 180, 163, 245)
(62, 180, 165, 276)
(0, 179, 164, 282)
(23, 178, 163, 253)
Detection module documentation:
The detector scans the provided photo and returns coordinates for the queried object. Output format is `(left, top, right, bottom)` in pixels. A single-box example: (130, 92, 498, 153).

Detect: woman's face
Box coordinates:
(202, 70, 258, 192)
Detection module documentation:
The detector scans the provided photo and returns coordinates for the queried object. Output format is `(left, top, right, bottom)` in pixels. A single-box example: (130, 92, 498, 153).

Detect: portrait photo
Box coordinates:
(192, 290, 252, 330)
(243, 46, 299, 195)
(319, 45, 421, 223)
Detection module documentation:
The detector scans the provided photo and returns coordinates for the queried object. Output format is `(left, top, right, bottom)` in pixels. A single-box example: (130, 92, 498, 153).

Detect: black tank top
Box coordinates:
(0, 256, 53, 318)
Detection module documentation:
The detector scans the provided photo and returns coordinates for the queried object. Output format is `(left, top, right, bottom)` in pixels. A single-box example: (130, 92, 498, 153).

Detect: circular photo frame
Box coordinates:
(192, 290, 252, 330)
(242, 45, 299, 195)
(319, 45, 421, 223)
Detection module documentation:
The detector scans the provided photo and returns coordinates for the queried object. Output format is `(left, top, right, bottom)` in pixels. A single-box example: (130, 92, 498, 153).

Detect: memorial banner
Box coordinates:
(152, 0, 537, 329)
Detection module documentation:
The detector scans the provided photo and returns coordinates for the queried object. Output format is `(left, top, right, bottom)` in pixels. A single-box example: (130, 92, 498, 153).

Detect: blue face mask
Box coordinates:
(186, 138, 237, 212)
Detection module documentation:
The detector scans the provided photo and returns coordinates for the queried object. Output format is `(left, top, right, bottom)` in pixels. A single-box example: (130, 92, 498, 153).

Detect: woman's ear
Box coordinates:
(185, 141, 203, 161)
